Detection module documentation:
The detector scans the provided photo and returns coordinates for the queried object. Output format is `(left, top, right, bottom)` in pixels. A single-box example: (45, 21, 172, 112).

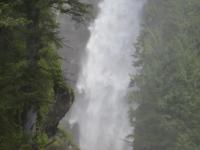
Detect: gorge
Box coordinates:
(1, 0, 199, 149)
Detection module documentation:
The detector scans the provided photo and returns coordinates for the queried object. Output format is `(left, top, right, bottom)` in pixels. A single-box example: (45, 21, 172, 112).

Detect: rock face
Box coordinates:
(58, 0, 100, 144)
(24, 106, 37, 136)
(58, 0, 100, 88)
(45, 86, 74, 138)
(58, 14, 89, 88)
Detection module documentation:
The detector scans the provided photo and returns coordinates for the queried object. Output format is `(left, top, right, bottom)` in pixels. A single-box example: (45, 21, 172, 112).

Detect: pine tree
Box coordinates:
(131, 0, 200, 150)
(0, 0, 89, 149)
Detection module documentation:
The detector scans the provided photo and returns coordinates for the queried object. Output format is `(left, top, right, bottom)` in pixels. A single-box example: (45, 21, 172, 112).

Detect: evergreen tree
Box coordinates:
(131, 0, 200, 150)
(0, 0, 89, 149)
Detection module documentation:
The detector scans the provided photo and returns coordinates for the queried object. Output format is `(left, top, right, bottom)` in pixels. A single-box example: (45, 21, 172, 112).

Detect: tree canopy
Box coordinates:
(131, 0, 200, 150)
(0, 0, 89, 149)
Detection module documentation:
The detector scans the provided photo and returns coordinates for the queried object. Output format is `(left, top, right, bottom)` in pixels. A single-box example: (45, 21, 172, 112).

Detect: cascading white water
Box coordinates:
(68, 0, 145, 150)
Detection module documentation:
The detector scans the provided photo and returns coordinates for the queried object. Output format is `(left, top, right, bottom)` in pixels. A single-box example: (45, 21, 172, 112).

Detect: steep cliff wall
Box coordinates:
(58, 0, 100, 87)
(58, 0, 100, 145)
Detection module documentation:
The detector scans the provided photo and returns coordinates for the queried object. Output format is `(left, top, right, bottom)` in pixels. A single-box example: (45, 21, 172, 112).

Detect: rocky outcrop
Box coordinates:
(23, 106, 37, 137)
(44, 86, 74, 138)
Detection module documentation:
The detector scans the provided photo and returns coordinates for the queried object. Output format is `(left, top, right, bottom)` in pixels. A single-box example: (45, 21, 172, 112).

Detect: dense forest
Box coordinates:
(1, 0, 200, 150)
(0, 0, 89, 149)
(131, 0, 200, 150)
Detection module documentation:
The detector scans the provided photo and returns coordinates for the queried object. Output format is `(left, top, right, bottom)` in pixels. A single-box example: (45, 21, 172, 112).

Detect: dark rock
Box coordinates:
(24, 106, 37, 136)
(44, 86, 74, 138)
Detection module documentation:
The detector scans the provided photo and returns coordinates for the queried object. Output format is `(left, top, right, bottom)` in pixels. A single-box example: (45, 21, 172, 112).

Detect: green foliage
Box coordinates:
(46, 128, 80, 150)
(131, 0, 200, 150)
(0, 0, 89, 149)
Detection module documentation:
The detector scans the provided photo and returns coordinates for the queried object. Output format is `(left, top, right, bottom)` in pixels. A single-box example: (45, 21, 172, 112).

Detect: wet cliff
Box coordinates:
(58, 0, 100, 144)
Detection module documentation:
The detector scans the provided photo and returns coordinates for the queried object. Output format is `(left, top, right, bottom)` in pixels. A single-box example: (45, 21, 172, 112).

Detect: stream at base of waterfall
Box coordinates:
(67, 0, 145, 150)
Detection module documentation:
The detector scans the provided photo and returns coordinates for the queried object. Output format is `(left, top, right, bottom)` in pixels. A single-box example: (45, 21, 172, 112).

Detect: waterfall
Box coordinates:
(68, 0, 145, 149)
